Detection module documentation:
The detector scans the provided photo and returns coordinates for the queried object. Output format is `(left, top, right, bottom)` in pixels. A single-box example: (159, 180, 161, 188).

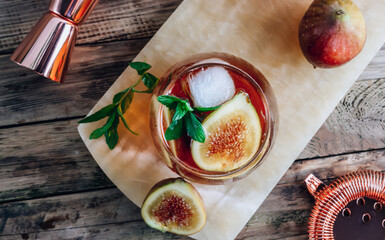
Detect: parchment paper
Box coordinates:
(78, 0, 385, 239)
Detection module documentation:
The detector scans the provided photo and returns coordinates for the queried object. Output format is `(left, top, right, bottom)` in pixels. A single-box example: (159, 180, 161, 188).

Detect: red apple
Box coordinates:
(298, 0, 366, 68)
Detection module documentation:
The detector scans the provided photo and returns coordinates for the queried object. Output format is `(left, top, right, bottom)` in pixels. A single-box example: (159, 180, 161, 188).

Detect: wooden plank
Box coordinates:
(0, 186, 310, 240)
(0, 181, 318, 239)
(1, 74, 384, 157)
(358, 45, 385, 81)
(0, 0, 182, 53)
(0, 42, 383, 128)
(238, 210, 310, 240)
(1, 149, 383, 239)
(1, 0, 383, 81)
(299, 77, 385, 159)
(1, 42, 384, 127)
(0, 82, 384, 203)
(0, 188, 140, 235)
(0, 119, 113, 203)
(0, 221, 189, 240)
(0, 39, 147, 127)
(1, 0, 383, 239)
(283, 150, 385, 185)
(0, 215, 307, 240)
(0, 186, 188, 239)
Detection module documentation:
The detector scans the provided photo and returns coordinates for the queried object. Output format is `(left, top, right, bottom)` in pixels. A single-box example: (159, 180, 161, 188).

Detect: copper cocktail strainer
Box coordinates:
(305, 171, 385, 240)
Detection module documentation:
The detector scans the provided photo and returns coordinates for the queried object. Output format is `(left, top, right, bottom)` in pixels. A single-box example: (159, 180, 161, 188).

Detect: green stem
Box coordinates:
(131, 89, 152, 93)
(116, 76, 142, 105)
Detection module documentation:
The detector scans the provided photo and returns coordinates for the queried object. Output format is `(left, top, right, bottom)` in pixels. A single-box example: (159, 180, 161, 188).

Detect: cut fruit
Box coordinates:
(141, 178, 206, 235)
(191, 92, 262, 172)
(161, 106, 175, 167)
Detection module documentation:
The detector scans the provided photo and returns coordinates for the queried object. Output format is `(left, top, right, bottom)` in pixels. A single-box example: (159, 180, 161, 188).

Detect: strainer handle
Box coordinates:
(305, 174, 324, 199)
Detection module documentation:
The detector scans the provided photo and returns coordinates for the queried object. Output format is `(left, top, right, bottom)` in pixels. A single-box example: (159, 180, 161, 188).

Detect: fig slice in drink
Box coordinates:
(191, 92, 262, 172)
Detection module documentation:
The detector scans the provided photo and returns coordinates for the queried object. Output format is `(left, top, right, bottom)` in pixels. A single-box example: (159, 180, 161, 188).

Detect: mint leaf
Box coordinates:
(117, 107, 138, 135)
(129, 62, 151, 75)
(105, 128, 119, 150)
(89, 127, 106, 140)
(142, 72, 159, 91)
(113, 89, 129, 104)
(158, 95, 206, 142)
(89, 114, 116, 139)
(120, 91, 134, 113)
(105, 117, 119, 150)
(165, 119, 184, 141)
(78, 104, 115, 123)
(181, 99, 194, 112)
(184, 112, 205, 143)
(120, 116, 138, 135)
(193, 105, 221, 112)
(172, 103, 188, 122)
(157, 95, 182, 109)
(79, 61, 159, 150)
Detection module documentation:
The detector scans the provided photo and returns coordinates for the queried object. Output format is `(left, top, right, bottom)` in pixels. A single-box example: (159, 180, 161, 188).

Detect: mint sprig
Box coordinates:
(158, 96, 219, 143)
(78, 62, 159, 150)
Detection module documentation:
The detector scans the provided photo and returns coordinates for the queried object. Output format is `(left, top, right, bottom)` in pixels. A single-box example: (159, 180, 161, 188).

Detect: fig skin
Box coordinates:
(141, 178, 206, 235)
(298, 0, 366, 68)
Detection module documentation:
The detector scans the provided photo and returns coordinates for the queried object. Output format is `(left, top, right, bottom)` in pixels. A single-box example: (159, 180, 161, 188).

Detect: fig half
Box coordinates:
(191, 92, 262, 172)
(141, 178, 206, 235)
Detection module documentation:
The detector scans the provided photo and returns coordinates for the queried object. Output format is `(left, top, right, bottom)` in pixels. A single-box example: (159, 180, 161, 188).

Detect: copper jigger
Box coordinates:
(10, 0, 99, 83)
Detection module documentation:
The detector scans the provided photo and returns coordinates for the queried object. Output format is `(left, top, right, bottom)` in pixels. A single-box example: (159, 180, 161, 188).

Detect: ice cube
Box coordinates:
(188, 66, 235, 108)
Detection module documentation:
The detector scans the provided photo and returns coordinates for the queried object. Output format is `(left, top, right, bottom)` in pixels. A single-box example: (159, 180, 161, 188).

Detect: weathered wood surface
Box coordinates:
(1, 0, 385, 239)
(0, 0, 183, 53)
(1, 150, 384, 239)
(1, 43, 385, 128)
(0, 120, 113, 203)
(358, 44, 385, 80)
(298, 77, 385, 159)
(1, 0, 385, 127)
(1, 76, 384, 203)
(0, 39, 147, 127)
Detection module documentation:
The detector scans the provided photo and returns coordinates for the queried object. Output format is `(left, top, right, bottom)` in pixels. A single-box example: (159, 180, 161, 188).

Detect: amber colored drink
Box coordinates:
(150, 53, 277, 184)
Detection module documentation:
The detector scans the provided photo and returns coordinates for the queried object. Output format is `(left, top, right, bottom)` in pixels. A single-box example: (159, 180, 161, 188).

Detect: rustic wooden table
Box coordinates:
(1, 0, 385, 239)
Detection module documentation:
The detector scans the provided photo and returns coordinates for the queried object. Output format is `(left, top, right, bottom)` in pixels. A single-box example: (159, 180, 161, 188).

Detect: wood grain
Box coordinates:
(358, 45, 385, 80)
(1, 42, 384, 128)
(1, 78, 385, 202)
(0, 39, 146, 127)
(299, 77, 385, 159)
(1, 149, 383, 239)
(0, 222, 187, 240)
(2, 76, 384, 151)
(0, 120, 113, 203)
(0, 188, 141, 235)
(0, 0, 182, 53)
(1, 0, 385, 239)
